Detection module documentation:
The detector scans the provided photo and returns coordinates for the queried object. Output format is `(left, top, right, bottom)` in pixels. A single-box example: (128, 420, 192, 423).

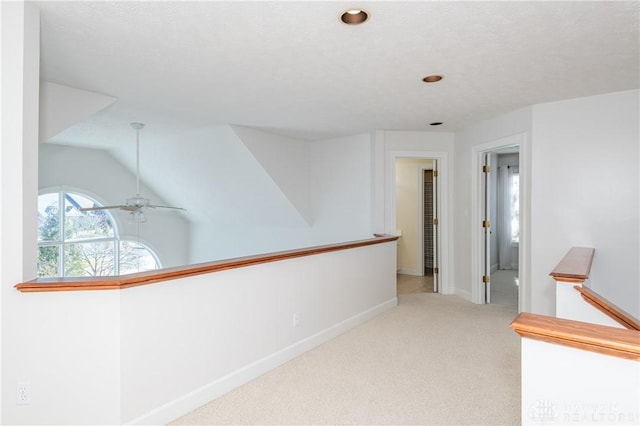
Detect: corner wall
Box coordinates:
(2, 3, 123, 424)
(530, 89, 639, 317)
(455, 90, 639, 316)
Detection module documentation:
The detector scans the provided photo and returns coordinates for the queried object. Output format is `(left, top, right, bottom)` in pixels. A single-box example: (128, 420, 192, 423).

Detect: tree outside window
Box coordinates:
(37, 191, 160, 277)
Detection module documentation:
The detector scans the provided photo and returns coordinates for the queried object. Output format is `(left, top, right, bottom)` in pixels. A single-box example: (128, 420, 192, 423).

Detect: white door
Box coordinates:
(432, 161, 439, 292)
(482, 153, 491, 303)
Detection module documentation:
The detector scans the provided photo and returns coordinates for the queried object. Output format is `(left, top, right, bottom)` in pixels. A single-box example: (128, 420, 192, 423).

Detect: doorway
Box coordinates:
(487, 148, 520, 307)
(471, 134, 526, 311)
(394, 158, 438, 294)
(386, 150, 450, 295)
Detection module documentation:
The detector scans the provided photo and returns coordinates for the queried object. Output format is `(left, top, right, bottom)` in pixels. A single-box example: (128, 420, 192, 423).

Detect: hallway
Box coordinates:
(491, 269, 519, 307)
(397, 273, 435, 294)
(172, 289, 520, 425)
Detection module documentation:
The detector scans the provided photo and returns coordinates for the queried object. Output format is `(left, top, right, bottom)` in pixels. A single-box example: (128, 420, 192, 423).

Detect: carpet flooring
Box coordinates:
(171, 278, 521, 425)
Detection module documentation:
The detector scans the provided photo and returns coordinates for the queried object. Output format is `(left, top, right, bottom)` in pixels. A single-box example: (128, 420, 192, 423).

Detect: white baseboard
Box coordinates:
(397, 268, 420, 276)
(455, 288, 473, 302)
(127, 297, 398, 425)
(490, 263, 499, 273)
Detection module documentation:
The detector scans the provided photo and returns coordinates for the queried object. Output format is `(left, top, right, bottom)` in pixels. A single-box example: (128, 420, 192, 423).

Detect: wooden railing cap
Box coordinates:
(575, 285, 640, 331)
(16, 234, 399, 293)
(510, 312, 640, 361)
(549, 247, 595, 283)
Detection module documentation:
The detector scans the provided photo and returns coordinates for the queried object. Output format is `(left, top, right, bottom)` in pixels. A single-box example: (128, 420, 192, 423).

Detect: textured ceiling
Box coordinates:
(37, 0, 639, 143)
(35, 1, 640, 227)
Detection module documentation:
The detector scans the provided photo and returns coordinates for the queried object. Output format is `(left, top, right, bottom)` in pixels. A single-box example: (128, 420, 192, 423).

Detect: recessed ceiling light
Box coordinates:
(423, 75, 443, 83)
(430, 122, 443, 126)
(341, 9, 369, 25)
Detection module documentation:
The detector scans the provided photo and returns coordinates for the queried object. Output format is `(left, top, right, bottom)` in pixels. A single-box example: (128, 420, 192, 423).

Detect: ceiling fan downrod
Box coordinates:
(130, 122, 145, 197)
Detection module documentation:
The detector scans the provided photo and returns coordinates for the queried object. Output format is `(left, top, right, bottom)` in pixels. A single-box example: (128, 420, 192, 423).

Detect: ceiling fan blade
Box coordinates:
(147, 204, 186, 211)
(80, 205, 126, 212)
(93, 124, 185, 220)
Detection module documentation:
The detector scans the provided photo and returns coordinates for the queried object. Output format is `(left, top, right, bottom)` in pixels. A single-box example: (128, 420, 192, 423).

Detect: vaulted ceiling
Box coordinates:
(35, 1, 639, 226)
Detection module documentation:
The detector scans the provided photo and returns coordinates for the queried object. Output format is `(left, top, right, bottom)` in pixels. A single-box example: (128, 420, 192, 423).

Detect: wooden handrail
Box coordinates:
(549, 247, 595, 283)
(575, 285, 640, 331)
(510, 312, 640, 361)
(16, 234, 399, 293)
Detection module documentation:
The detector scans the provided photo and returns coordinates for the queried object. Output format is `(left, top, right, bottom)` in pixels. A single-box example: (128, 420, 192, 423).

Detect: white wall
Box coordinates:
(521, 338, 639, 425)
(233, 125, 311, 224)
(188, 131, 375, 262)
(308, 133, 374, 243)
(1, 1, 44, 421)
(120, 240, 397, 424)
(39, 143, 190, 268)
(455, 90, 639, 316)
(3, 292, 122, 425)
(1, 4, 120, 425)
(175, 125, 310, 262)
(39, 82, 116, 142)
(3, 238, 397, 425)
(530, 90, 639, 317)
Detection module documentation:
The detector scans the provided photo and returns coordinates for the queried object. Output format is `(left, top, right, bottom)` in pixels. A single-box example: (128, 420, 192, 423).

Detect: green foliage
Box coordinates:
(37, 246, 59, 277)
(38, 204, 60, 242)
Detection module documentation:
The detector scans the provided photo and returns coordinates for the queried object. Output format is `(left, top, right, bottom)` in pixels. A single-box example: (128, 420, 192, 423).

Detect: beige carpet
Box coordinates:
(171, 289, 521, 425)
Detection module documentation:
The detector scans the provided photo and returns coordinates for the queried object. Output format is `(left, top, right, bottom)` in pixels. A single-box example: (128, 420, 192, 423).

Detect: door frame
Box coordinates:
(387, 150, 451, 295)
(471, 133, 528, 311)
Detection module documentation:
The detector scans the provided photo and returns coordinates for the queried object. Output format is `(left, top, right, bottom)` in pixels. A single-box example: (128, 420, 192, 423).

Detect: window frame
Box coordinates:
(37, 188, 161, 277)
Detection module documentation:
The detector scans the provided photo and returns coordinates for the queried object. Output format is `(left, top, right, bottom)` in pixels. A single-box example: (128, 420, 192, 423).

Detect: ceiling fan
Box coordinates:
(80, 122, 185, 220)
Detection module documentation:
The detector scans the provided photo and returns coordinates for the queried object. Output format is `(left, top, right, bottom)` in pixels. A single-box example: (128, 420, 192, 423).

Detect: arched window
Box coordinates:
(37, 191, 161, 277)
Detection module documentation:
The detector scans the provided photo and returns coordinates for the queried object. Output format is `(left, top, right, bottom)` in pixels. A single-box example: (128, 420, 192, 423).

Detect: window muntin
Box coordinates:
(63, 193, 115, 241)
(119, 240, 161, 275)
(37, 191, 161, 277)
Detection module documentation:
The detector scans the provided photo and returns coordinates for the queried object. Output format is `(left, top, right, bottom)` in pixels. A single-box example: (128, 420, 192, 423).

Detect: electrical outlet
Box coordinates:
(293, 312, 301, 328)
(17, 382, 31, 405)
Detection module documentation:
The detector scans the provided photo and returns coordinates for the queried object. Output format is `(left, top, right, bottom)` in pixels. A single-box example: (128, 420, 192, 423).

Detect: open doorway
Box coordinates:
(487, 147, 520, 307)
(386, 150, 450, 296)
(472, 133, 526, 311)
(394, 158, 438, 294)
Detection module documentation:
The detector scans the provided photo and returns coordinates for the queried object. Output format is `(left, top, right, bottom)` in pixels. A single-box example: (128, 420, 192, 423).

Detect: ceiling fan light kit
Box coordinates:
(79, 122, 185, 218)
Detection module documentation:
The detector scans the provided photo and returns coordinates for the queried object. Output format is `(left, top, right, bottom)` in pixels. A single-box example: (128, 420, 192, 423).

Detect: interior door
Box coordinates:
(482, 153, 491, 303)
(432, 161, 439, 293)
